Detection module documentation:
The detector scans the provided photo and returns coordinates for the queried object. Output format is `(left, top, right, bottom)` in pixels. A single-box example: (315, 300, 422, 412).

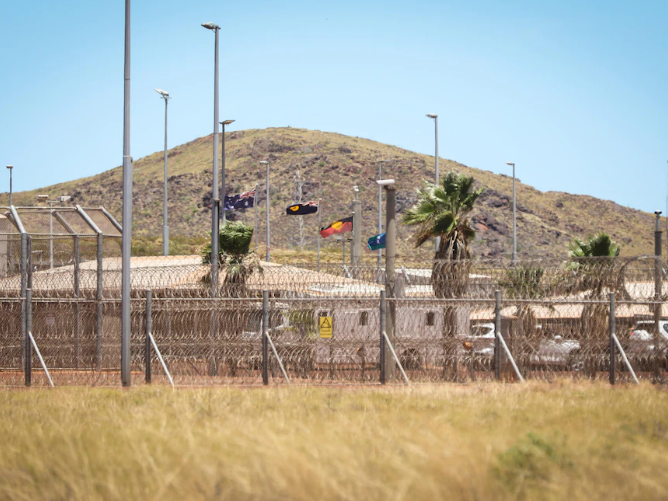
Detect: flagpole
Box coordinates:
(254, 182, 258, 254)
(261, 160, 270, 262)
(317, 158, 322, 272)
(317, 198, 321, 272)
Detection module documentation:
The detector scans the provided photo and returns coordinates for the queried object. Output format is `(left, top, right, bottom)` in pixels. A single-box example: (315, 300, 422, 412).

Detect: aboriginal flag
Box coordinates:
(320, 216, 353, 238)
(286, 201, 319, 215)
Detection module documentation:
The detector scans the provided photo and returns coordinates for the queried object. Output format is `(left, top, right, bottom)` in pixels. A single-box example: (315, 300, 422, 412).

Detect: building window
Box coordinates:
(426, 312, 435, 326)
(359, 311, 368, 326)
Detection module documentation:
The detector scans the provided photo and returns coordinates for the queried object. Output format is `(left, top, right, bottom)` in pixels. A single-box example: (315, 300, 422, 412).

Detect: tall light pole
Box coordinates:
(260, 161, 270, 262)
(155, 88, 170, 256)
(377, 159, 390, 267)
(427, 113, 440, 253)
(506, 162, 517, 263)
(202, 21, 221, 294)
(121, 0, 133, 387)
(220, 119, 235, 225)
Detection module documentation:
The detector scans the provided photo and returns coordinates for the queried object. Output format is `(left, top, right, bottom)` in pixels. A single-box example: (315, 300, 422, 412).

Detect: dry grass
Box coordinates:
(0, 382, 667, 500)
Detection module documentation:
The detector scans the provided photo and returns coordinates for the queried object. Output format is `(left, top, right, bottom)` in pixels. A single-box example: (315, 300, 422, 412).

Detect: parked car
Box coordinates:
(625, 321, 668, 369)
(463, 323, 581, 370)
(629, 320, 668, 342)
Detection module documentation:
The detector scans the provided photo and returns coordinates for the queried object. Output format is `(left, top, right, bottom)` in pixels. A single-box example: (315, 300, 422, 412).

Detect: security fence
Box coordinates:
(2, 206, 666, 387)
(3, 290, 668, 387)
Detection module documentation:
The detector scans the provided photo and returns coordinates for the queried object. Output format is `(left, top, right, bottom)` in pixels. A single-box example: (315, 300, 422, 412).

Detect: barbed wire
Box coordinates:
(0, 294, 665, 387)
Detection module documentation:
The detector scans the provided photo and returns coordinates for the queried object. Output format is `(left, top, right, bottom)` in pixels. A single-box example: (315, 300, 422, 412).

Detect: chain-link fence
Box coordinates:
(3, 292, 667, 387)
(1, 252, 668, 386)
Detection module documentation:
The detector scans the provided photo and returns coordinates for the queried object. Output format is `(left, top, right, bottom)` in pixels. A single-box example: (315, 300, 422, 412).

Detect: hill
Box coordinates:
(2, 127, 661, 262)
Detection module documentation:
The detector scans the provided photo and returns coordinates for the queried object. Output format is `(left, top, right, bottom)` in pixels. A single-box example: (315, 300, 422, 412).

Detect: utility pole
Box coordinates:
(201, 21, 221, 295)
(377, 160, 390, 267)
(383, 180, 396, 380)
(121, 0, 133, 387)
(155, 89, 170, 256)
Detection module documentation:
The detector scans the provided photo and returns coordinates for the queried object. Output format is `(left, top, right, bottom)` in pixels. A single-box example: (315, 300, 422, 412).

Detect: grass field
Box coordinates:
(1, 382, 667, 500)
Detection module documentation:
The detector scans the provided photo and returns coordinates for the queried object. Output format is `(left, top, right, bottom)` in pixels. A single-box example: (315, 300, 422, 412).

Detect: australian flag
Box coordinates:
(224, 188, 256, 211)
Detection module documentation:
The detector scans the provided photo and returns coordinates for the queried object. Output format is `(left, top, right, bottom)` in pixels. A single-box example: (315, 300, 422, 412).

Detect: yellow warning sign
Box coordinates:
(319, 316, 333, 338)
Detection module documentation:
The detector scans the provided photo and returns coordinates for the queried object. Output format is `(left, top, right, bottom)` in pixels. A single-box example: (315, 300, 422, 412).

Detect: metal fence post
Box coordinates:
(262, 290, 269, 385)
(494, 290, 501, 381)
(655, 215, 663, 378)
(27, 236, 32, 290)
(609, 292, 615, 385)
(73, 235, 80, 369)
(145, 290, 152, 384)
(380, 290, 386, 384)
(384, 184, 396, 380)
(24, 289, 32, 387)
(20, 233, 27, 369)
(96, 233, 103, 370)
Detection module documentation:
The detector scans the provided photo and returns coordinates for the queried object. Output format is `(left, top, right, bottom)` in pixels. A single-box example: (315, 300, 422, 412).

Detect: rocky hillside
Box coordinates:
(3, 127, 660, 262)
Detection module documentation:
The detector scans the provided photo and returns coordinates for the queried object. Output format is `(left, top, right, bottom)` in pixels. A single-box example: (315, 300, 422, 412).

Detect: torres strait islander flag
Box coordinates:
(320, 216, 353, 238)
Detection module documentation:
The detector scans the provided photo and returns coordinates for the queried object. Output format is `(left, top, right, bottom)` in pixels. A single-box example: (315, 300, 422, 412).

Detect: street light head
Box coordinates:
(154, 88, 169, 98)
(35, 194, 49, 201)
(220, 120, 235, 125)
(377, 179, 395, 187)
(426, 113, 438, 119)
(354, 185, 359, 193)
(259, 161, 268, 165)
(655, 210, 662, 217)
(506, 162, 515, 166)
(201, 22, 220, 30)
(58, 196, 72, 203)
(6, 165, 12, 170)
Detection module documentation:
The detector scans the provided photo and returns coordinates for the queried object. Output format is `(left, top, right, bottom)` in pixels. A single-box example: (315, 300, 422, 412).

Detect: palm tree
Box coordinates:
(499, 264, 546, 375)
(568, 232, 620, 259)
(201, 221, 262, 376)
(567, 232, 620, 299)
(403, 172, 483, 381)
(201, 221, 261, 297)
(403, 171, 484, 298)
(567, 232, 621, 377)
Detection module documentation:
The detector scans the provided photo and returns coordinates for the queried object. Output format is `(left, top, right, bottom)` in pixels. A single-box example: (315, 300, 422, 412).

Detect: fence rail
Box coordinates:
(2, 290, 667, 387)
(0, 252, 667, 386)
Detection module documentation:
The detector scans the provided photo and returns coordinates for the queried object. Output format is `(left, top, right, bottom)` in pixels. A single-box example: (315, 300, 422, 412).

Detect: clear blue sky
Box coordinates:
(1, 0, 666, 213)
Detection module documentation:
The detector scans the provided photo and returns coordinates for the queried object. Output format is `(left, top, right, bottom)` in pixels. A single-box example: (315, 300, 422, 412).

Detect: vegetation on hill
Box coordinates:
(2, 127, 662, 262)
